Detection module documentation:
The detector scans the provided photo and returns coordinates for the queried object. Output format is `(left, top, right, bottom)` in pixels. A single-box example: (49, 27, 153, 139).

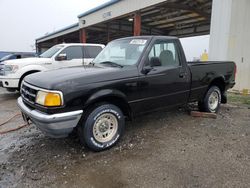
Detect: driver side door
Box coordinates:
(138, 39, 190, 113)
(55, 46, 84, 68)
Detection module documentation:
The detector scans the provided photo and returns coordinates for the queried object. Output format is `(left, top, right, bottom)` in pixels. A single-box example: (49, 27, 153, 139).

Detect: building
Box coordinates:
(36, 0, 212, 52)
(209, 0, 250, 92)
(36, 0, 250, 92)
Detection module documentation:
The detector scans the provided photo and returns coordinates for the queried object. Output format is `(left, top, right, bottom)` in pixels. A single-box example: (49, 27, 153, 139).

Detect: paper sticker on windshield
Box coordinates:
(130, 39, 147, 45)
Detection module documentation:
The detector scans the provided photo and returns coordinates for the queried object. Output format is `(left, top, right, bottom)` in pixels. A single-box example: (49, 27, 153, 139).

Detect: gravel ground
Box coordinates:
(0, 88, 250, 188)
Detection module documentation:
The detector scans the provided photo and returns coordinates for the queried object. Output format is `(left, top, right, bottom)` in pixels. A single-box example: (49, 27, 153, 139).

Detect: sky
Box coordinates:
(0, 0, 209, 60)
(0, 0, 110, 52)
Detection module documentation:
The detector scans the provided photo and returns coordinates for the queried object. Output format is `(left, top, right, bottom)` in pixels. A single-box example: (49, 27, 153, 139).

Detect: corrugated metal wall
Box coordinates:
(209, 0, 250, 92)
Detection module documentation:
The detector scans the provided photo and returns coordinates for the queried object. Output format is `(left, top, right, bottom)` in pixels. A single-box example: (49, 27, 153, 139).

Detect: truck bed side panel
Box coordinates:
(188, 61, 235, 102)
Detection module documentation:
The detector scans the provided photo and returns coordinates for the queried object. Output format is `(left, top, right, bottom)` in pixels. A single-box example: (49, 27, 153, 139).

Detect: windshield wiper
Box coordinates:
(99, 61, 123, 68)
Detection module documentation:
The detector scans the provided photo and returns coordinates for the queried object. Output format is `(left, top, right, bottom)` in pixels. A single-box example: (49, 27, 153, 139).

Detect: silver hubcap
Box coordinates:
(93, 113, 118, 143)
(208, 91, 219, 111)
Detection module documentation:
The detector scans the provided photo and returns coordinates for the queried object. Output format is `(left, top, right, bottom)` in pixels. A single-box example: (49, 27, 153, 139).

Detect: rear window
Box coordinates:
(84, 46, 103, 58)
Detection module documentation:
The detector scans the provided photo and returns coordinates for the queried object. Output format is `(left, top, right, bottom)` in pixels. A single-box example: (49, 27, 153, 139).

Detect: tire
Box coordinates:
(198, 86, 221, 113)
(78, 103, 125, 151)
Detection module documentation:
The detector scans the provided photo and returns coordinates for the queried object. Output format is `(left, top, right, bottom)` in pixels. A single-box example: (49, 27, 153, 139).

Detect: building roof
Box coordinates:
(36, 1, 121, 42)
(77, 0, 121, 18)
(36, 23, 79, 41)
(36, 0, 212, 45)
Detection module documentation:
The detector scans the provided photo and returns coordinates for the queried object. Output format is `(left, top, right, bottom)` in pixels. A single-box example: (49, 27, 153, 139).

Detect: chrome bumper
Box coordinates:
(17, 97, 83, 138)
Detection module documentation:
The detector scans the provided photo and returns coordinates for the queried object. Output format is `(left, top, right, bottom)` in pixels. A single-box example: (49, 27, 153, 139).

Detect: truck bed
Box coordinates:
(187, 61, 236, 102)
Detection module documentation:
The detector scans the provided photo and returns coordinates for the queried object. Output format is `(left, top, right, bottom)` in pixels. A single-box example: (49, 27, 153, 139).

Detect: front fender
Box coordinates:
(84, 89, 127, 107)
(15, 65, 47, 78)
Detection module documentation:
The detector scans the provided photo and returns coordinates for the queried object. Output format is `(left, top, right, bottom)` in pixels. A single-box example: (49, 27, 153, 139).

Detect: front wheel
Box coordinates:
(199, 86, 221, 113)
(78, 104, 125, 151)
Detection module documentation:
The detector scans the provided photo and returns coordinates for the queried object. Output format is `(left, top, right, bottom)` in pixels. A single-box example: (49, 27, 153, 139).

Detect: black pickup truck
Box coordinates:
(18, 36, 236, 151)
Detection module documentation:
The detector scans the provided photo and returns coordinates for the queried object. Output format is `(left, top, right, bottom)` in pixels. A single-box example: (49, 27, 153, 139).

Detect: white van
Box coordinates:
(0, 43, 105, 92)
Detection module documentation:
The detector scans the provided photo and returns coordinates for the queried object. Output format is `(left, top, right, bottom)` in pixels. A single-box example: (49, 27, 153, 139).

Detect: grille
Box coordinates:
(21, 82, 38, 104)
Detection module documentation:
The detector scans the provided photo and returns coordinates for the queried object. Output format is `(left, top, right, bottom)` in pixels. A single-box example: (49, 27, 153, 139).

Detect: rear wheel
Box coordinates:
(199, 86, 221, 113)
(78, 103, 125, 151)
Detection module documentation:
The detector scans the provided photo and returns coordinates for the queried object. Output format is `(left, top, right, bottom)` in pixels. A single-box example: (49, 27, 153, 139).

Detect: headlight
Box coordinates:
(4, 65, 19, 74)
(36, 90, 63, 107)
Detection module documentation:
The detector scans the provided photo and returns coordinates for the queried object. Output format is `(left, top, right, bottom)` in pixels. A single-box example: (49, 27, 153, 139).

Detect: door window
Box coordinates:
(59, 46, 83, 60)
(83, 46, 103, 58)
(148, 41, 180, 67)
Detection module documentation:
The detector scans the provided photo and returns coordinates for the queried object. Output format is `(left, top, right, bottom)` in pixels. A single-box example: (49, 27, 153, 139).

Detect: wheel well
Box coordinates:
(84, 96, 132, 120)
(209, 77, 225, 94)
(18, 71, 40, 88)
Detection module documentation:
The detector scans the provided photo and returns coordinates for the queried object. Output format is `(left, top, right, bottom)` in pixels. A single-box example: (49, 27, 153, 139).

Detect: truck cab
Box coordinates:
(0, 43, 105, 91)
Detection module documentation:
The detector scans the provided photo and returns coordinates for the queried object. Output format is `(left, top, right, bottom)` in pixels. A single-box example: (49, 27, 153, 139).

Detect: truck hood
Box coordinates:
(4, 57, 51, 65)
(24, 66, 138, 91)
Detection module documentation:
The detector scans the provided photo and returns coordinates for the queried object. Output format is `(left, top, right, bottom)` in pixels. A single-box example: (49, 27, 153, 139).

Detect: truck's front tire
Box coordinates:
(78, 103, 125, 151)
(199, 86, 221, 113)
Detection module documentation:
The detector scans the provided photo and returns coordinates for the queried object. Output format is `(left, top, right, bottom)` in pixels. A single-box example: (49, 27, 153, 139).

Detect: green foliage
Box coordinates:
(228, 93, 250, 105)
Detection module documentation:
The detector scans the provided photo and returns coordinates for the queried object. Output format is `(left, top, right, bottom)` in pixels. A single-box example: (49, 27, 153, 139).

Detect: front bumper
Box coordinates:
(0, 76, 19, 88)
(17, 97, 83, 138)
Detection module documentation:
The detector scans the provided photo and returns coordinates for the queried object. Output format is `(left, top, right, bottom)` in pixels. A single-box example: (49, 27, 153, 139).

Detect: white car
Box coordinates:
(0, 43, 105, 92)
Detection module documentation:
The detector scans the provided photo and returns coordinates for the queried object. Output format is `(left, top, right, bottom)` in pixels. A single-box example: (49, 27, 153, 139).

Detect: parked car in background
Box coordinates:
(18, 36, 236, 151)
(0, 53, 37, 85)
(0, 53, 36, 63)
(0, 51, 11, 59)
(0, 43, 105, 91)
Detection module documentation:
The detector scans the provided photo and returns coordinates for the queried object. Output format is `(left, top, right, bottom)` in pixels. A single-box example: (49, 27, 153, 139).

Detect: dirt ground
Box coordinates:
(0, 88, 250, 188)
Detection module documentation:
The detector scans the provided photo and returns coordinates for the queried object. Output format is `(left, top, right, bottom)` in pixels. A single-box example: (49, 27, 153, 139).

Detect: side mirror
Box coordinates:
(142, 57, 161, 74)
(56, 53, 67, 61)
(149, 57, 161, 67)
(142, 66, 153, 74)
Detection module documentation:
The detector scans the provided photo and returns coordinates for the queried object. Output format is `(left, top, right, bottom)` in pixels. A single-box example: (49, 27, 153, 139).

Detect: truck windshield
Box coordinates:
(93, 38, 148, 66)
(40, 45, 64, 58)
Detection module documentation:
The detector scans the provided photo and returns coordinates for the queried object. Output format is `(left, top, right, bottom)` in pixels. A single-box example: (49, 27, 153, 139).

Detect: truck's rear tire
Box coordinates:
(78, 103, 125, 151)
(198, 86, 221, 113)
